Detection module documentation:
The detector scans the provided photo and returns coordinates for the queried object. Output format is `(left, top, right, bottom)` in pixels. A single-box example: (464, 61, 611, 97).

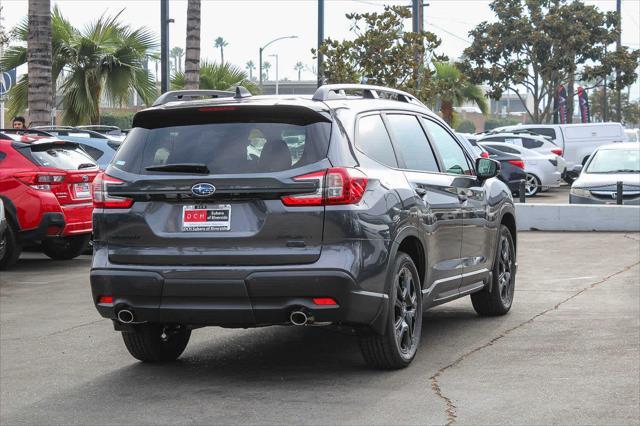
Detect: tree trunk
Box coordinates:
(184, 0, 201, 90)
(566, 68, 575, 124)
(221, 48, 224, 64)
(440, 101, 454, 125)
(27, 0, 53, 127)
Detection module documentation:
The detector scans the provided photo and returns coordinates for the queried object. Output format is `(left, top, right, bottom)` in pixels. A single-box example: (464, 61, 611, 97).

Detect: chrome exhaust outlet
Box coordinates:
(290, 310, 313, 326)
(117, 309, 134, 324)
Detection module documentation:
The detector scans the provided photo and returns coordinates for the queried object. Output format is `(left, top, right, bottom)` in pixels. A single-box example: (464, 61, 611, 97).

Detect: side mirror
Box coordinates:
(573, 164, 583, 174)
(476, 157, 500, 180)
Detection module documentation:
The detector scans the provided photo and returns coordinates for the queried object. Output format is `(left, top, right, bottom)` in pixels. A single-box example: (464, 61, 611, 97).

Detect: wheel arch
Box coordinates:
(500, 211, 517, 252)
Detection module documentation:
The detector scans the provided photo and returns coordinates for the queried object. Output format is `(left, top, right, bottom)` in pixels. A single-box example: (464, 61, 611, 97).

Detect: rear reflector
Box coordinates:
(507, 159, 525, 169)
(281, 167, 368, 206)
(312, 297, 337, 305)
(92, 173, 134, 209)
(98, 295, 114, 304)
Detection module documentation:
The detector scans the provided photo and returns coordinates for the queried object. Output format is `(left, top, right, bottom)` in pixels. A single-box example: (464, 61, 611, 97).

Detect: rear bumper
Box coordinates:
(60, 203, 93, 236)
(90, 267, 386, 329)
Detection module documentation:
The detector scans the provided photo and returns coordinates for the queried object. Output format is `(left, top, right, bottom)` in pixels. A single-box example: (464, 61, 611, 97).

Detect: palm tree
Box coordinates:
(245, 60, 255, 81)
(184, 0, 200, 90)
(170, 46, 184, 73)
(294, 61, 304, 81)
(214, 37, 228, 64)
(263, 61, 271, 81)
(171, 61, 259, 94)
(27, 0, 53, 127)
(432, 61, 488, 125)
(1, 7, 157, 124)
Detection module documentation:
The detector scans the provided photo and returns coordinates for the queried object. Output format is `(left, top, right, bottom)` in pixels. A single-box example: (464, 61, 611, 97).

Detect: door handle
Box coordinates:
(414, 187, 427, 197)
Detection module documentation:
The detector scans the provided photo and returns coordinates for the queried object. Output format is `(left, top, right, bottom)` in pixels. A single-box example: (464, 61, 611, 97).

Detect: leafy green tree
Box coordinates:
(171, 61, 259, 94)
(589, 88, 640, 126)
(432, 62, 488, 125)
(214, 36, 228, 64)
(294, 61, 304, 81)
(462, 0, 639, 124)
(1, 7, 156, 124)
(455, 120, 476, 133)
(313, 5, 444, 99)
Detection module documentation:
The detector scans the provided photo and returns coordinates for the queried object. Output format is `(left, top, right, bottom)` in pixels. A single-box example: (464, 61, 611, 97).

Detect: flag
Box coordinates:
(577, 86, 590, 123)
(555, 85, 568, 124)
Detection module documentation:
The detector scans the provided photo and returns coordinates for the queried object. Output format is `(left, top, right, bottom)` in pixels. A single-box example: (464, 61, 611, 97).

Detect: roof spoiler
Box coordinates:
(152, 86, 252, 106)
(312, 84, 424, 105)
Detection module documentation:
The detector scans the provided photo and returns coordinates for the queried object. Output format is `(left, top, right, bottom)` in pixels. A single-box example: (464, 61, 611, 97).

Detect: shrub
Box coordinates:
(455, 120, 476, 133)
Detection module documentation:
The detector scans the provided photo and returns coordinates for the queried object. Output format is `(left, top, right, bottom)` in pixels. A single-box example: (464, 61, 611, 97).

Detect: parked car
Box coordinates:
(480, 145, 527, 195)
(0, 134, 99, 269)
(625, 128, 639, 143)
(76, 125, 125, 138)
(90, 85, 517, 368)
(0, 198, 6, 264)
(479, 141, 562, 196)
(493, 123, 628, 183)
(477, 132, 566, 173)
(32, 126, 121, 169)
(570, 143, 640, 205)
(456, 133, 488, 158)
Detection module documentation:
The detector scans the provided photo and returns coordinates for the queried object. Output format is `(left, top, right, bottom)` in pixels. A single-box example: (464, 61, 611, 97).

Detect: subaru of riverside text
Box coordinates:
(90, 84, 517, 369)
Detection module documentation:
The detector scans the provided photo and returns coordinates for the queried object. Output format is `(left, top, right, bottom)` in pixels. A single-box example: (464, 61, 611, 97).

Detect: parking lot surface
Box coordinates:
(1, 232, 639, 425)
(524, 184, 570, 204)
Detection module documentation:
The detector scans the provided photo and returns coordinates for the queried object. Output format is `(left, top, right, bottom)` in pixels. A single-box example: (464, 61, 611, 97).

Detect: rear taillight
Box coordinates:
(92, 173, 134, 209)
(281, 167, 368, 206)
(14, 171, 66, 191)
(480, 151, 489, 158)
(507, 160, 525, 169)
(551, 148, 563, 156)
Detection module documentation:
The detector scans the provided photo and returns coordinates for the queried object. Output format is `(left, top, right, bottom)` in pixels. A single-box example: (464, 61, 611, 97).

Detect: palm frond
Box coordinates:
(6, 75, 29, 118)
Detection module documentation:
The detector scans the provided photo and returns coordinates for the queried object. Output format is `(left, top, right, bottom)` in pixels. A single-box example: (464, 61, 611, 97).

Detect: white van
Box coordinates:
(493, 123, 627, 182)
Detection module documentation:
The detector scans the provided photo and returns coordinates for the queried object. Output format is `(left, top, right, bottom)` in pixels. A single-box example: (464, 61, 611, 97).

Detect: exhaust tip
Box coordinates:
(290, 310, 308, 326)
(117, 309, 134, 324)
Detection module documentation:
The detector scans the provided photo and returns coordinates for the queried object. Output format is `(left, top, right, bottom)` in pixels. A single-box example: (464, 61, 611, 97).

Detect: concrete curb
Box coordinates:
(515, 203, 640, 231)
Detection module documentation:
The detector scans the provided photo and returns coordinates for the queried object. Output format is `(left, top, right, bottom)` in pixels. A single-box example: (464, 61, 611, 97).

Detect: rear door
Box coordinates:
(99, 105, 332, 266)
(383, 113, 463, 303)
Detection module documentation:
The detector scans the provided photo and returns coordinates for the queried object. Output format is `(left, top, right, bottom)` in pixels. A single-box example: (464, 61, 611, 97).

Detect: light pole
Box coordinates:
(259, 35, 297, 88)
(269, 54, 279, 95)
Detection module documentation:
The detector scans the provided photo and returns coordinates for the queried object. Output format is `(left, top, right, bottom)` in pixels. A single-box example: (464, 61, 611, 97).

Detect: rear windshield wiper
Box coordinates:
(145, 163, 210, 174)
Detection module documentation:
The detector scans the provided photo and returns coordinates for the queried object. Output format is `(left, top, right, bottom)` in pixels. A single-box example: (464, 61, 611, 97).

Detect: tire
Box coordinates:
(359, 252, 423, 369)
(524, 174, 541, 197)
(122, 324, 191, 362)
(41, 234, 91, 260)
(471, 225, 516, 316)
(0, 224, 22, 270)
(563, 175, 575, 185)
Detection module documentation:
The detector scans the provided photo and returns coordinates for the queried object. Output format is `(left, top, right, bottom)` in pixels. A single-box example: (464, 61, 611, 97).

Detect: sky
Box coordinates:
(1, 0, 639, 94)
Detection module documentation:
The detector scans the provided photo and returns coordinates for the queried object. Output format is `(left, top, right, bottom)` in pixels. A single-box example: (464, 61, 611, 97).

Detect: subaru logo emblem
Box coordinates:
(191, 183, 216, 197)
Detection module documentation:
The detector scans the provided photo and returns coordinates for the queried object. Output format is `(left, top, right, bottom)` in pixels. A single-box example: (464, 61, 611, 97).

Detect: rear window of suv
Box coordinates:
(113, 108, 331, 174)
(28, 144, 97, 170)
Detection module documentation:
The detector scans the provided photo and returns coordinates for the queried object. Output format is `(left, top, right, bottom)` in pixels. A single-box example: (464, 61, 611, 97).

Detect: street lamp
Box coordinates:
(259, 35, 297, 88)
(269, 54, 279, 95)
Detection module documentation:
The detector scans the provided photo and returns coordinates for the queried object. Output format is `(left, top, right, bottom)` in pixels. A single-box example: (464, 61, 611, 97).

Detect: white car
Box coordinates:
(570, 143, 640, 205)
(478, 132, 567, 174)
(479, 141, 562, 196)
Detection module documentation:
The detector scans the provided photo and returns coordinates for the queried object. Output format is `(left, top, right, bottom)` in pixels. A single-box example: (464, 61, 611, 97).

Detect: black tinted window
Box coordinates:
(386, 114, 439, 172)
(29, 144, 97, 170)
(522, 138, 543, 149)
(483, 136, 506, 142)
(485, 144, 520, 154)
(81, 145, 104, 161)
(112, 120, 331, 174)
(356, 115, 398, 168)
(528, 127, 556, 139)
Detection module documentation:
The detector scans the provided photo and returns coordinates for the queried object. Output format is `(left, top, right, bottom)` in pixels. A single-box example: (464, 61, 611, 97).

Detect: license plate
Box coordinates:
(74, 182, 91, 198)
(182, 204, 231, 232)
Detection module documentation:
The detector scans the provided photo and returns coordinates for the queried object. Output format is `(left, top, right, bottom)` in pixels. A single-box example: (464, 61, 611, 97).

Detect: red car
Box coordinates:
(0, 132, 99, 269)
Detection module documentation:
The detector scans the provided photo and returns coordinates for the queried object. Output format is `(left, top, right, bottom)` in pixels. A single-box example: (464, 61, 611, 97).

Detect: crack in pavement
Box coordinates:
(624, 233, 640, 242)
(0, 319, 106, 342)
(429, 260, 640, 426)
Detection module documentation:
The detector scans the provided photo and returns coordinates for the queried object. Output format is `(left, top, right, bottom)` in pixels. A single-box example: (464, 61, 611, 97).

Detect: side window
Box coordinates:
(486, 144, 520, 154)
(528, 127, 556, 140)
(483, 136, 506, 143)
(386, 114, 439, 172)
(522, 138, 543, 149)
(356, 114, 398, 168)
(422, 118, 473, 175)
(80, 145, 104, 161)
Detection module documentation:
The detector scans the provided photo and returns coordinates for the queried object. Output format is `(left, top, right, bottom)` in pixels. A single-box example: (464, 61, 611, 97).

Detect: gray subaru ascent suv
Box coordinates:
(90, 85, 517, 369)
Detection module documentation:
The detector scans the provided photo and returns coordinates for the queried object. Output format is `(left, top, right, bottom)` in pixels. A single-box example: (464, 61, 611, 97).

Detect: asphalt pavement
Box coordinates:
(523, 184, 570, 204)
(1, 232, 639, 425)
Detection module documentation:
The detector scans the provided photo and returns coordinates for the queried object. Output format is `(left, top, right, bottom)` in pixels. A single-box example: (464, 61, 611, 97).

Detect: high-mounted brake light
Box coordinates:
(507, 159, 525, 169)
(198, 106, 238, 112)
(92, 173, 134, 209)
(551, 148, 563, 156)
(281, 168, 368, 206)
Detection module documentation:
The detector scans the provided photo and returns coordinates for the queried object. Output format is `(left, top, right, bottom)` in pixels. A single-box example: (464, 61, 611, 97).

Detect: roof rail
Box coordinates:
(312, 84, 423, 105)
(152, 86, 252, 106)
